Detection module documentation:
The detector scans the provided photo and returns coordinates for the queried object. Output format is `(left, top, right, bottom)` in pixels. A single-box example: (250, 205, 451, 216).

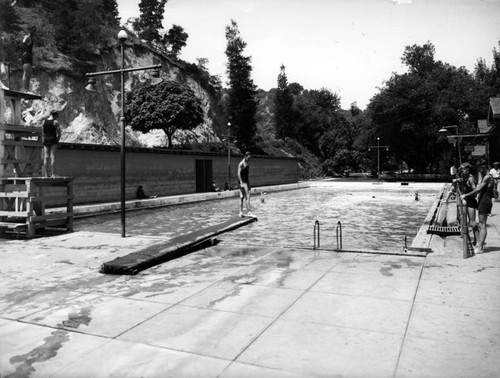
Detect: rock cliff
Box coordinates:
(11, 39, 224, 148)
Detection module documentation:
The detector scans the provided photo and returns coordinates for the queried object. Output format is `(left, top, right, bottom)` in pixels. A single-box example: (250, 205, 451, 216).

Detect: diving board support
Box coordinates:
(0, 88, 74, 238)
(0, 88, 43, 178)
(0, 177, 74, 238)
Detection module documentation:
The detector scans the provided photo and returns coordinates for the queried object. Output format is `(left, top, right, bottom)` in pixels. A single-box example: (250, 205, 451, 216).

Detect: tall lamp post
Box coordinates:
(438, 125, 462, 166)
(226, 122, 231, 189)
(368, 137, 389, 182)
(85, 30, 161, 237)
(222, 122, 236, 190)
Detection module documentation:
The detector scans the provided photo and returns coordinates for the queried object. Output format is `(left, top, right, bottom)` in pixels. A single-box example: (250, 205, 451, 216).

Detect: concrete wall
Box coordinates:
(53, 143, 299, 205)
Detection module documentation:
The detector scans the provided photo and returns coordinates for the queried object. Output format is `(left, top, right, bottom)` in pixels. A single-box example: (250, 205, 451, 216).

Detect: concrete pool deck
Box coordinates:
(1, 188, 500, 377)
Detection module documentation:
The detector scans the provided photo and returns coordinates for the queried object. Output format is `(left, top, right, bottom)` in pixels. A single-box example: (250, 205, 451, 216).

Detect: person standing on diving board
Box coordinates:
(237, 151, 254, 218)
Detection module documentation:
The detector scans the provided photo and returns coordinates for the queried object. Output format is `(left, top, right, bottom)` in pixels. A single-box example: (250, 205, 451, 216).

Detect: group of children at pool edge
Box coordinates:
(444, 161, 499, 255)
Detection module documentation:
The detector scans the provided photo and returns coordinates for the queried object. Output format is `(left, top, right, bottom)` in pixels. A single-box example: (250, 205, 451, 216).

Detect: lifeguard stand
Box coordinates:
(0, 87, 73, 237)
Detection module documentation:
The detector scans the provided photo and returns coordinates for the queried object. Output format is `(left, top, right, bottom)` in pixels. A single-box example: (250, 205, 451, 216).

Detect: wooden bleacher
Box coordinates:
(0, 87, 73, 238)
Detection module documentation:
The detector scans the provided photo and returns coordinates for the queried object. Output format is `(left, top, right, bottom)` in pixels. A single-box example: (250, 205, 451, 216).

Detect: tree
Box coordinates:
(474, 42, 500, 97)
(125, 80, 204, 148)
(161, 24, 188, 58)
(292, 88, 341, 156)
(102, 0, 120, 26)
(274, 64, 295, 139)
(196, 57, 209, 70)
(225, 20, 257, 152)
(0, 0, 21, 33)
(401, 42, 436, 74)
(133, 0, 167, 44)
(19, 0, 120, 62)
(368, 42, 479, 173)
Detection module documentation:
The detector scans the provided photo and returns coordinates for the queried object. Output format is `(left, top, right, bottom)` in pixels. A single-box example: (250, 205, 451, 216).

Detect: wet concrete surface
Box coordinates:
(1, 201, 500, 377)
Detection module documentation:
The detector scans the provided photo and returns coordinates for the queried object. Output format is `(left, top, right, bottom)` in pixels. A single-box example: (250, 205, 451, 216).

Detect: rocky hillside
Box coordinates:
(10, 32, 225, 148)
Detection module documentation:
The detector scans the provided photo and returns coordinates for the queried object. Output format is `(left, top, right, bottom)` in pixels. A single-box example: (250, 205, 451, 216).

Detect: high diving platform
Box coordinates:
(0, 87, 74, 238)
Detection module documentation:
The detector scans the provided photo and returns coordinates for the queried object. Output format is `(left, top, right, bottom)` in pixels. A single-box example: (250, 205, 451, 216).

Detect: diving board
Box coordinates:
(100, 216, 258, 275)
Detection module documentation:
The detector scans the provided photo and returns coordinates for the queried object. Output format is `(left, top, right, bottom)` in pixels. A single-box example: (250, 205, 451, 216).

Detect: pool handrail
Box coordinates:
(314, 220, 320, 249)
(336, 221, 342, 251)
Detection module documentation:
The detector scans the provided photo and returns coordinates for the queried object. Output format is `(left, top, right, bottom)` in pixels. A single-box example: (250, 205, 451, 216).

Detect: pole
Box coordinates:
(227, 122, 231, 190)
(85, 31, 160, 238)
(120, 40, 126, 238)
(377, 137, 380, 182)
(368, 138, 389, 183)
(455, 128, 462, 166)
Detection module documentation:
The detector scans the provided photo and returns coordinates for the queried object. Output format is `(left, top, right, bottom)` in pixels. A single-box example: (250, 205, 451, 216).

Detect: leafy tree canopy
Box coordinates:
(274, 64, 295, 139)
(368, 42, 481, 173)
(0, 0, 22, 33)
(160, 24, 188, 58)
(474, 42, 500, 97)
(225, 19, 257, 152)
(125, 80, 204, 148)
(134, 0, 167, 44)
(4, 0, 121, 68)
(293, 87, 341, 156)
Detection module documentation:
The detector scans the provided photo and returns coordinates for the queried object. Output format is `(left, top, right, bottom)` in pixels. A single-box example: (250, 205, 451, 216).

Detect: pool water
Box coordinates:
(75, 182, 440, 253)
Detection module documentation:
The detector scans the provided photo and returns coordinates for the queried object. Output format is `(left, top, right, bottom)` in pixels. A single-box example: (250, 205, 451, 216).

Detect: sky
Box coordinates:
(117, 0, 500, 110)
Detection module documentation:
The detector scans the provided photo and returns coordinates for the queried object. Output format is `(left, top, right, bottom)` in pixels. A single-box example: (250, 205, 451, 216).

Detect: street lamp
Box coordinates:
(439, 125, 462, 166)
(226, 122, 231, 190)
(85, 30, 161, 237)
(222, 122, 236, 190)
(368, 137, 389, 182)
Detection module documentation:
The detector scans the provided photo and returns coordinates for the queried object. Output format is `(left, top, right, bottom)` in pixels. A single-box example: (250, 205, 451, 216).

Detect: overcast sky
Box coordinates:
(117, 0, 500, 109)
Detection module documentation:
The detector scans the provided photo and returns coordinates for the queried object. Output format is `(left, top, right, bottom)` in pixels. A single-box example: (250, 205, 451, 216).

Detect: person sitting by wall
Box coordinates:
(136, 185, 157, 199)
(136, 185, 147, 199)
(210, 181, 221, 192)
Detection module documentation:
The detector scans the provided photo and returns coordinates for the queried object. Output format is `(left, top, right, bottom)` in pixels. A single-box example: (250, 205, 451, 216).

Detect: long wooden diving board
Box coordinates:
(100, 216, 258, 275)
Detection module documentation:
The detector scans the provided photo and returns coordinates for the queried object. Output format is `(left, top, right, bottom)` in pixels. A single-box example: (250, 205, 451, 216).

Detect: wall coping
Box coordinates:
(59, 142, 300, 161)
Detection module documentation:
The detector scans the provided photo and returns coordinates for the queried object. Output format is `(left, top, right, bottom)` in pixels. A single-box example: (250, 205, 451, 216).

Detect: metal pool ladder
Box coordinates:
(313, 220, 343, 251)
(313, 220, 412, 253)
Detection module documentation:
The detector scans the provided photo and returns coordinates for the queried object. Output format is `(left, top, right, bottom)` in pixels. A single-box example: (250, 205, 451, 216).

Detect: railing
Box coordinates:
(313, 220, 320, 249)
(336, 221, 342, 251)
(313, 220, 342, 251)
(313, 220, 412, 254)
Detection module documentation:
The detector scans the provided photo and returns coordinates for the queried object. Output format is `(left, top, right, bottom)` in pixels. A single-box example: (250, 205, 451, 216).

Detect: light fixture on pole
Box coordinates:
(119, 29, 126, 239)
(439, 125, 462, 166)
(85, 30, 162, 237)
(85, 77, 97, 92)
(150, 68, 162, 85)
(368, 137, 389, 182)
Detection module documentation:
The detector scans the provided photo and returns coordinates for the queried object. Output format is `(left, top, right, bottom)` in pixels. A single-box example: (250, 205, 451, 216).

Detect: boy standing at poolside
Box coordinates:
(238, 151, 254, 217)
(42, 110, 61, 177)
(461, 161, 494, 254)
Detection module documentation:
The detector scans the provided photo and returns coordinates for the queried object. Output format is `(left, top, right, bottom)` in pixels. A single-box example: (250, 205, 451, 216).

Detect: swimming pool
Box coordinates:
(74, 181, 441, 253)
